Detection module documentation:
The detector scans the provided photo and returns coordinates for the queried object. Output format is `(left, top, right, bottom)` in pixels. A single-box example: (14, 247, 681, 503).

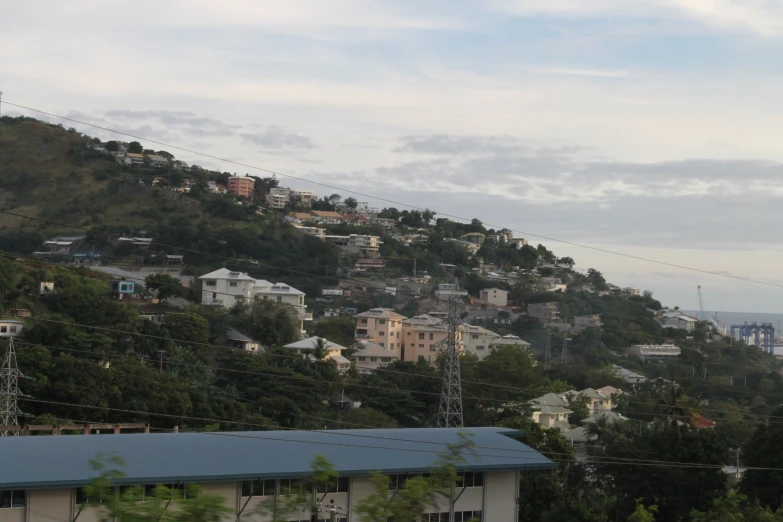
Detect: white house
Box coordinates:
(490, 334, 532, 350)
(256, 283, 312, 335)
(199, 269, 259, 307)
(145, 154, 169, 168)
(0, 319, 24, 338)
(479, 288, 508, 307)
(461, 324, 501, 359)
(662, 314, 698, 332)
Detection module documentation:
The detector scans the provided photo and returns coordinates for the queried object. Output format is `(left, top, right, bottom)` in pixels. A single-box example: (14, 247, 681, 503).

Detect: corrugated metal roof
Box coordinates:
(0, 428, 553, 489)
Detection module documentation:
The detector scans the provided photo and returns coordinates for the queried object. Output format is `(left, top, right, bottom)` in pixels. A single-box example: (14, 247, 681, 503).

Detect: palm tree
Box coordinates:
(660, 382, 689, 438)
(313, 338, 328, 360)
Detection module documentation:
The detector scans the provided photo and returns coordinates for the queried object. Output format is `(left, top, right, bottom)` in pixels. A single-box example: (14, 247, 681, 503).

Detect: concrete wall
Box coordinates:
(7, 471, 521, 522)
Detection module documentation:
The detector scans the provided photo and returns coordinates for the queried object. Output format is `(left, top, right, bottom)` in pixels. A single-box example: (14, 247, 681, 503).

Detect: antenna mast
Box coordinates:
(0, 338, 23, 436)
(438, 290, 464, 428)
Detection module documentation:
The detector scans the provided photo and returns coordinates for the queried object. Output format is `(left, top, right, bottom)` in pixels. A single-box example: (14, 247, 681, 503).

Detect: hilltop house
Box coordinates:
(461, 324, 501, 359)
(0, 319, 24, 338)
(628, 344, 681, 359)
(198, 268, 311, 336)
(401, 314, 461, 364)
(145, 154, 169, 168)
(479, 288, 508, 307)
(354, 308, 405, 355)
(226, 328, 262, 353)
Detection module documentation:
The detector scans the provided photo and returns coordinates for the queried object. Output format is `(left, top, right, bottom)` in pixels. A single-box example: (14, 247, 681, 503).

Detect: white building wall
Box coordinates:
(27, 489, 72, 522)
(484, 470, 519, 522)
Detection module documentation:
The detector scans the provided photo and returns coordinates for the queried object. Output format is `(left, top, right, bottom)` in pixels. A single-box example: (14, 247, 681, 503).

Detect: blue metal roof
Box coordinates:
(0, 427, 553, 489)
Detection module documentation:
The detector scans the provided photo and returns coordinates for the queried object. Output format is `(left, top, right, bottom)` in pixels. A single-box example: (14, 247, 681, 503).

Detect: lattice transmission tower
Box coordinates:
(438, 290, 464, 428)
(0, 338, 23, 436)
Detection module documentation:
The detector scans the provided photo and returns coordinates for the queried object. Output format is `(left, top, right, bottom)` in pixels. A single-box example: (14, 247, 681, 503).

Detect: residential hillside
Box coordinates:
(2, 116, 783, 520)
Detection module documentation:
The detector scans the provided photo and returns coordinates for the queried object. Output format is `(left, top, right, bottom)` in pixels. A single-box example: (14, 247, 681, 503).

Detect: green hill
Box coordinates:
(0, 116, 338, 292)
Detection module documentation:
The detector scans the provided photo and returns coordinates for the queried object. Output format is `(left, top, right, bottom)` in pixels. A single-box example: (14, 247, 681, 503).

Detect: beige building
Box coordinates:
(350, 340, 400, 374)
(284, 336, 351, 373)
(479, 287, 508, 307)
(354, 308, 405, 355)
(0, 428, 554, 522)
(400, 314, 464, 364)
(527, 302, 560, 321)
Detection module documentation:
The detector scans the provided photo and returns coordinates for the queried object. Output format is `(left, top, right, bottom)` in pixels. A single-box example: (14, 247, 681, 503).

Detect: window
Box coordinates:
(429, 344, 436, 352)
(241, 479, 276, 497)
(429, 333, 434, 340)
(229, 281, 238, 287)
(472, 334, 479, 340)
(379, 343, 384, 347)
(458, 471, 484, 488)
(360, 319, 368, 325)
(379, 319, 386, 325)
(0, 327, 6, 333)
(407, 332, 411, 336)
(382, 357, 392, 362)
(9, 327, 16, 333)
(418, 333, 425, 340)
(357, 357, 366, 362)
(370, 357, 378, 362)
(396, 332, 400, 338)
(280, 478, 303, 495)
(205, 280, 216, 287)
(0, 490, 25, 508)
(477, 346, 485, 351)
(418, 344, 424, 348)
(316, 476, 350, 494)
(379, 331, 385, 336)
(276, 296, 282, 302)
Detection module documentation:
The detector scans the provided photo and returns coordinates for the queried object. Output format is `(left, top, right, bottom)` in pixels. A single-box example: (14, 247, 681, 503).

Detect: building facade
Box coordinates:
(628, 344, 682, 358)
(478, 288, 508, 307)
(354, 308, 405, 355)
(0, 428, 553, 522)
(227, 176, 255, 198)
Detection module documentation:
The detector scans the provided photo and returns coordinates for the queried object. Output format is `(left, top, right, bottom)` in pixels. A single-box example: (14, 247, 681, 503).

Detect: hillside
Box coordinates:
(0, 117, 338, 290)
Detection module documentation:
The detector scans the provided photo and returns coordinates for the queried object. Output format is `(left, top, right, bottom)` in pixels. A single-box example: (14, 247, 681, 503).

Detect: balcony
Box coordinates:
(355, 332, 372, 340)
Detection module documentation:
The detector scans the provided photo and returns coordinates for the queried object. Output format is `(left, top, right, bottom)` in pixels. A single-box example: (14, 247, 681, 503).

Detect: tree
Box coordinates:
(84, 456, 231, 522)
(105, 141, 120, 152)
(258, 455, 341, 522)
(627, 500, 658, 522)
(586, 269, 608, 291)
(344, 197, 358, 210)
(155, 150, 175, 159)
(313, 316, 356, 347)
(691, 491, 783, 522)
(127, 141, 143, 154)
(145, 273, 186, 302)
(741, 406, 783, 510)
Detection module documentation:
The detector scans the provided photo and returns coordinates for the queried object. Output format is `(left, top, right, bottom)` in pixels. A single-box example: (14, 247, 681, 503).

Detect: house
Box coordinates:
(489, 334, 532, 350)
(286, 212, 315, 224)
(123, 152, 145, 166)
(509, 238, 528, 249)
(290, 190, 318, 207)
(434, 283, 467, 301)
(110, 279, 135, 299)
(611, 364, 647, 386)
(329, 390, 361, 410)
(311, 211, 345, 225)
(152, 177, 167, 186)
(527, 302, 560, 321)
(401, 314, 460, 364)
(351, 340, 400, 374)
(256, 283, 312, 336)
(39, 282, 55, 295)
(145, 154, 169, 168)
(459, 232, 485, 245)
(660, 313, 698, 332)
(479, 288, 508, 307)
(284, 336, 351, 372)
(392, 233, 430, 246)
(226, 328, 262, 353)
(293, 225, 327, 239)
(0, 319, 24, 338)
(581, 411, 628, 424)
(355, 258, 385, 271)
(324, 308, 342, 318)
(575, 388, 613, 413)
(369, 217, 397, 230)
(139, 312, 165, 325)
(0, 427, 554, 522)
(573, 315, 602, 330)
(325, 235, 381, 255)
(444, 238, 481, 255)
(172, 160, 190, 172)
(528, 393, 572, 431)
(199, 268, 258, 307)
(265, 187, 291, 209)
(354, 308, 406, 355)
(461, 324, 501, 360)
(596, 385, 622, 397)
(624, 287, 641, 296)
(342, 214, 371, 226)
(628, 344, 681, 359)
(227, 175, 255, 198)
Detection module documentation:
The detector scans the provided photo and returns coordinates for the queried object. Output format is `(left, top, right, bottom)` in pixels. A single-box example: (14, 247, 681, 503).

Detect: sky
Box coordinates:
(2, 0, 783, 312)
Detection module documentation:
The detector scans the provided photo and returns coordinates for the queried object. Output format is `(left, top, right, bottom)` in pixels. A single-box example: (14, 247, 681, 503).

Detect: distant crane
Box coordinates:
(697, 285, 705, 321)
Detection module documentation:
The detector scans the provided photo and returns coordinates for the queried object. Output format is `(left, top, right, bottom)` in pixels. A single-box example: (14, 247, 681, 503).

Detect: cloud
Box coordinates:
(103, 110, 241, 137)
(488, 0, 783, 36)
(240, 127, 315, 151)
(395, 134, 523, 155)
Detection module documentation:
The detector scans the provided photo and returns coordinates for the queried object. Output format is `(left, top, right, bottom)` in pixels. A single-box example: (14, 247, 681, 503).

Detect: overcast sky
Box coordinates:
(3, 0, 783, 313)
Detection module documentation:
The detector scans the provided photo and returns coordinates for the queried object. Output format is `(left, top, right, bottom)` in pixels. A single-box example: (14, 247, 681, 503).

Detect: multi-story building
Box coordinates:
(527, 302, 560, 321)
(291, 190, 318, 207)
(0, 427, 554, 522)
(573, 315, 602, 330)
(628, 344, 681, 359)
(400, 314, 464, 365)
(479, 288, 509, 307)
(227, 175, 255, 198)
(325, 235, 381, 256)
(460, 324, 501, 359)
(265, 187, 290, 209)
(354, 308, 405, 355)
(198, 268, 311, 336)
(293, 225, 327, 239)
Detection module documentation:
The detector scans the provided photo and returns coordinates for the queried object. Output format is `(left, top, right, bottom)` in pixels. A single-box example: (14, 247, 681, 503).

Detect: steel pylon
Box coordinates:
(0, 338, 22, 436)
(438, 291, 464, 428)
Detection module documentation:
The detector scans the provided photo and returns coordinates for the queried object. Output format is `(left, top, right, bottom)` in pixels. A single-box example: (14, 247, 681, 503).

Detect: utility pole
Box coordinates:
(0, 338, 23, 436)
(157, 350, 165, 375)
(544, 330, 551, 371)
(438, 290, 464, 428)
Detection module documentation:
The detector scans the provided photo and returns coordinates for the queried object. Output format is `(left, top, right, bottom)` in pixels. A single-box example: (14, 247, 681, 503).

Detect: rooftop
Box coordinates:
(0, 428, 552, 489)
(198, 268, 256, 281)
(226, 328, 257, 344)
(356, 308, 406, 320)
(285, 336, 347, 352)
(353, 340, 400, 359)
(311, 211, 345, 219)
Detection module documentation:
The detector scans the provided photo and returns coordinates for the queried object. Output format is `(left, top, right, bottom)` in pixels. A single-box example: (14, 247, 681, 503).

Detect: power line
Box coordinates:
(4, 100, 783, 290)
